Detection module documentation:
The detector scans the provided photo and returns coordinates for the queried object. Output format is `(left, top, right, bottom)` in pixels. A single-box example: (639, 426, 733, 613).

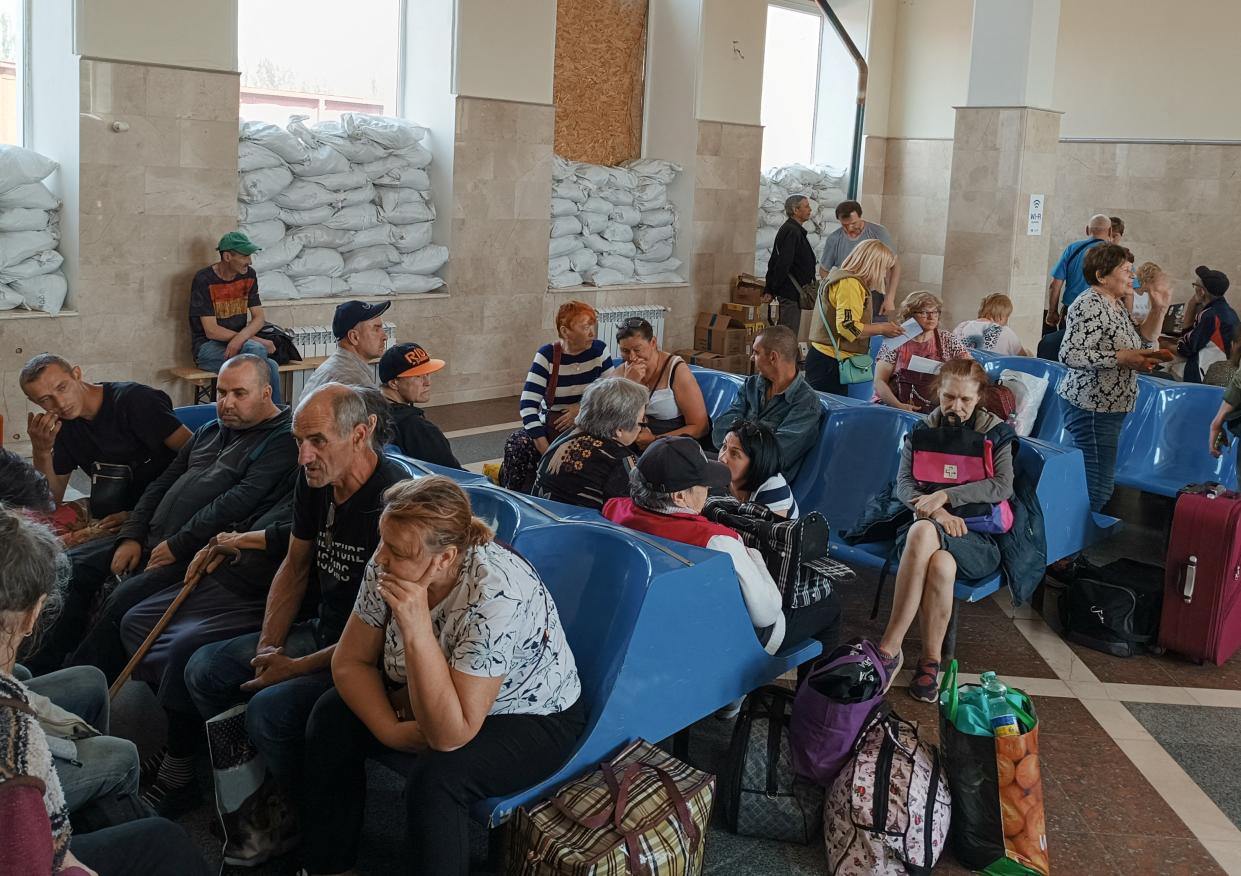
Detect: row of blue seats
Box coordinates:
(973, 351, 1238, 496)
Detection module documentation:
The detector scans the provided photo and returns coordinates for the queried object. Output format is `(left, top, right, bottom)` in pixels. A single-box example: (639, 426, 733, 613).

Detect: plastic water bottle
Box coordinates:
(980, 671, 1020, 737)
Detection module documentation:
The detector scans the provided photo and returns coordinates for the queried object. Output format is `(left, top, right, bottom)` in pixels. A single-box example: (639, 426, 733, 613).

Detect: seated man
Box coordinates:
(377, 341, 461, 468)
(711, 325, 822, 480)
(302, 299, 391, 394)
(1176, 266, 1236, 383)
(19, 353, 191, 510)
(184, 383, 405, 804)
(23, 355, 297, 676)
(189, 231, 282, 402)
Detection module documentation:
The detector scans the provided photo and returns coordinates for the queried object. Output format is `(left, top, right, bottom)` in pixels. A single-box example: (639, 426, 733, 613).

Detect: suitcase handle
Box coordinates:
(1182, 556, 1197, 604)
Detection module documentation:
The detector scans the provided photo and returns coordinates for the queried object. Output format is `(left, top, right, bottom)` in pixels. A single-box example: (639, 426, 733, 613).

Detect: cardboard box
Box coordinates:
(733, 273, 766, 306)
(694, 311, 748, 357)
(690, 350, 750, 375)
(741, 319, 766, 344)
(721, 301, 765, 323)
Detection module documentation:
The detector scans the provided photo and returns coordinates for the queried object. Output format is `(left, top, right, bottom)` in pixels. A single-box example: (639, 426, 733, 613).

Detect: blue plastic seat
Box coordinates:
(974, 354, 1071, 445)
(173, 404, 217, 432)
(689, 365, 744, 426)
(384, 450, 487, 485)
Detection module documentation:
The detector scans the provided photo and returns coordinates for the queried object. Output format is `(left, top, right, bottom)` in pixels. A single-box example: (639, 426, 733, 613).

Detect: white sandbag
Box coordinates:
(357, 154, 413, 181)
(756, 226, 778, 249)
(240, 120, 310, 163)
(341, 113, 427, 150)
(0, 182, 58, 210)
(608, 205, 641, 227)
(340, 223, 398, 252)
(249, 236, 303, 273)
(599, 254, 635, 276)
(238, 201, 281, 223)
(581, 197, 613, 215)
(0, 145, 58, 195)
(285, 247, 345, 278)
(378, 187, 432, 214)
(582, 267, 632, 287)
(634, 271, 684, 284)
(633, 239, 673, 262)
(325, 204, 381, 231)
(551, 216, 582, 238)
(569, 248, 597, 273)
(239, 166, 294, 204)
(277, 205, 335, 227)
(593, 165, 639, 188)
(390, 273, 445, 294)
(579, 211, 609, 234)
(257, 271, 298, 301)
(639, 208, 675, 228)
(371, 166, 431, 190)
(0, 208, 50, 232)
(290, 143, 351, 178)
(341, 244, 400, 274)
(552, 180, 588, 203)
(634, 184, 667, 211)
(0, 230, 56, 267)
(759, 211, 784, 228)
(999, 369, 1050, 437)
(293, 275, 349, 298)
(553, 155, 574, 180)
(621, 158, 681, 183)
(302, 169, 369, 191)
(390, 244, 449, 276)
(239, 219, 285, 248)
(393, 143, 433, 169)
(596, 187, 635, 206)
(238, 141, 285, 172)
(289, 225, 355, 249)
(332, 182, 377, 209)
(549, 270, 583, 289)
(286, 117, 385, 162)
(0, 282, 20, 309)
(634, 257, 682, 277)
(755, 251, 770, 275)
(391, 222, 433, 253)
(549, 255, 573, 276)
(551, 198, 579, 218)
(345, 269, 395, 295)
(806, 232, 822, 250)
(14, 271, 67, 314)
(583, 234, 637, 257)
(601, 222, 634, 243)
(272, 178, 336, 210)
(573, 164, 613, 187)
(0, 250, 62, 282)
(633, 224, 675, 250)
(549, 235, 579, 258)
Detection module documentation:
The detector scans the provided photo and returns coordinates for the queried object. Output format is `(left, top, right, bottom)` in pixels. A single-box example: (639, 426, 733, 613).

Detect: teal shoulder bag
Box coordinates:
(816, 284, 873, 385)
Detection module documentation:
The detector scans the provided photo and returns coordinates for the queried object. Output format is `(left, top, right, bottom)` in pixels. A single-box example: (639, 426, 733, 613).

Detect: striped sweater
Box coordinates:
(519, 340, 615, 439)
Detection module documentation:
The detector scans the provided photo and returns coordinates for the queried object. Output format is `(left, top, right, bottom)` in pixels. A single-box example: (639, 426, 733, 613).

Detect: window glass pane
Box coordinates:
(238, 0, 401, 125)
(0, 0, 20, 145)
(760, 5, 821, 169)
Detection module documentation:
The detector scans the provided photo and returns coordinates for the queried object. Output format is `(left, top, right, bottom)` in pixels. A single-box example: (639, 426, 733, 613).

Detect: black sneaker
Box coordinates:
(140, 780, 202, 820)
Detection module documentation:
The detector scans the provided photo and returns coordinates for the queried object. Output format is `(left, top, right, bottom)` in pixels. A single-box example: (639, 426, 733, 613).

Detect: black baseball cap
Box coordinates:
(1195, 265, 1230, 298)
(637, 436, 731, 492)
(379, 342, 445, 383)
(332, 300, 392, 340)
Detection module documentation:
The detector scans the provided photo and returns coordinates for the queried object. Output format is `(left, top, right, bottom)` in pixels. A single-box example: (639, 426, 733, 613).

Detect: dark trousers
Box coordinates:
(301, 688, 587, 876)
(21, 537, 122, 675)
(774, 296, 803, 334)
(781, 592, 843, 684)
(804, 345, 847, 396)
(71, 816, 209, 876)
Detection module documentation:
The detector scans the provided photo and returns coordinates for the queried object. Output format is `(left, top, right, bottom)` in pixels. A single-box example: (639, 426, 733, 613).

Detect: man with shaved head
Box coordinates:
(1046, 213, 1115, 328)
(184, 382, 404, 808)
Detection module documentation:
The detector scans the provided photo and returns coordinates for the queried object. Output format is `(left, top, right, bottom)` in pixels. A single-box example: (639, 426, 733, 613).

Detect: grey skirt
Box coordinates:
(896, 518, 1002, 581)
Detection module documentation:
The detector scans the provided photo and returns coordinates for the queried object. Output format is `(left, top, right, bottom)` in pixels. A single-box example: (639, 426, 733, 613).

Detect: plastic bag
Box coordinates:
(998, 370, 1049, 438)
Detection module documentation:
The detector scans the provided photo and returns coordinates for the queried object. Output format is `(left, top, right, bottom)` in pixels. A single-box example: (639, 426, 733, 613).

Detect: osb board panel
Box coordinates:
(553, 0, 647, 167)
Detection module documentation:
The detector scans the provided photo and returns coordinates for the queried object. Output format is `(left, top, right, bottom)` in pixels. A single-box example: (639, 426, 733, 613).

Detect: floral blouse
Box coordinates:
(1057, 288, 1152, 414)
(353, 541, 582, 716)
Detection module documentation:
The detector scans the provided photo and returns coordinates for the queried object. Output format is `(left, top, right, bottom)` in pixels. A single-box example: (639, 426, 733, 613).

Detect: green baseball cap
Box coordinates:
(217, 231, 261, 255)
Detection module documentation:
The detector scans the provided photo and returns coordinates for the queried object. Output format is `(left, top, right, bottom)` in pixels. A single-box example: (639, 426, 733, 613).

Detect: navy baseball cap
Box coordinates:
(332, 300, 392, 340)
(637, 436, 731, 492)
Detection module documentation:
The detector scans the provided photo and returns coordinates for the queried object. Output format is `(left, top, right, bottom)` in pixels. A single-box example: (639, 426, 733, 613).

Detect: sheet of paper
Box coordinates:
(907, 355, 944, 375)
(882, 317, 925, 351)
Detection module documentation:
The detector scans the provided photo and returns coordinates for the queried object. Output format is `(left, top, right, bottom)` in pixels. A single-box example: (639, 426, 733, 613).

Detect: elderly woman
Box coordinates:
(875, 290, 973, 413)
(616, 317, 709, 447)
(1059, 244, 1169, 511)
(953, 293, 1030, 356)
(533, 376, 647, 510)
(717, 419, 800, 518)
(301, 477, 584, 876)
(0, 509, 208, 876)
(874, 359, 1016, 702)
(603, 436, 785, 652)
(806, 239, 906, 395)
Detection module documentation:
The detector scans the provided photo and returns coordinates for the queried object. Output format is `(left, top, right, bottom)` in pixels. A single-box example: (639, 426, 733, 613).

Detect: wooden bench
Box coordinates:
(170, 357, 330, 404)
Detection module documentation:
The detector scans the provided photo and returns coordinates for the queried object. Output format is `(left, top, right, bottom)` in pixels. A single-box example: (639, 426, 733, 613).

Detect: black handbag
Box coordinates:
(256, 323, 302, 365)
(88, 461, 135, 519)
(1061, 558, 1163, 657)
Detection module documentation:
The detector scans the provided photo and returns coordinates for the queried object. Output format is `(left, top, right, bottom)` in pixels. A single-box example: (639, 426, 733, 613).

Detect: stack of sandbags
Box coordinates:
(549, 155, 684, 288)
(753, 163, 848, 275)
(237, 113, 448, 301)
(0, 146, 67, 314)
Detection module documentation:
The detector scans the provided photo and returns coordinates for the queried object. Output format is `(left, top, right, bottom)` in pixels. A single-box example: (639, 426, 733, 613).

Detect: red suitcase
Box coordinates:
(1161, 483, 1241, 665)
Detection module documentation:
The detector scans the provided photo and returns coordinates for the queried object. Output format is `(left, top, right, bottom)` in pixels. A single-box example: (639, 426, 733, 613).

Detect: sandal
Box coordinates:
(908, 658, 941, 703)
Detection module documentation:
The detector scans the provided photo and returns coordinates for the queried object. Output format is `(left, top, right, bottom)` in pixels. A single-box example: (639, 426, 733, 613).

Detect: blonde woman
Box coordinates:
(806, 239, 905, 395)
(1127, 261, 1159, 325)
(875, 291, 972, 413)
(953, 293, 1030, 356)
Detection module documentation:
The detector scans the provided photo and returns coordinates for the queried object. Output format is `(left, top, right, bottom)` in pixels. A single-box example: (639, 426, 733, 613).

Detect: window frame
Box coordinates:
(761, 0, 826, 168)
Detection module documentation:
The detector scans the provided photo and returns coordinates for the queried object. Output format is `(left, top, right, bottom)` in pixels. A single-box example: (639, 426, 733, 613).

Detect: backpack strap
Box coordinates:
(544, 341, 563, 410)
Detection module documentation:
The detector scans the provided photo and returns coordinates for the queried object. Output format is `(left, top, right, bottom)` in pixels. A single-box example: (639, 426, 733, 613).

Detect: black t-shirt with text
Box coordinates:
(291, 456, 406, 645)
(188, 265, 261, 354)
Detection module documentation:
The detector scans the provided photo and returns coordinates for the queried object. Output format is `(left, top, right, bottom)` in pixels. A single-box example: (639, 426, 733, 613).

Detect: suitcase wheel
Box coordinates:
(1146, 645, 1165, 656)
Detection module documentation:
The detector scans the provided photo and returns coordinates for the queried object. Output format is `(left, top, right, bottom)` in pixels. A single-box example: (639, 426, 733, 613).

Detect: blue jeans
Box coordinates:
(194, 338, 281, 404)
(183, 623, 329, 791)
(1063, 403, 1128, 512)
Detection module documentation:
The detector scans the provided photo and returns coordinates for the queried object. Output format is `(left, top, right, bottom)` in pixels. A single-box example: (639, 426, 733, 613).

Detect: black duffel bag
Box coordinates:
(1061, 558, 1163, 658)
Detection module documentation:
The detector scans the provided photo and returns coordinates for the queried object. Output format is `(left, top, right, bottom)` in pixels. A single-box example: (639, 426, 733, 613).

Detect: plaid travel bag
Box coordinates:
(507, 740, 715, 876)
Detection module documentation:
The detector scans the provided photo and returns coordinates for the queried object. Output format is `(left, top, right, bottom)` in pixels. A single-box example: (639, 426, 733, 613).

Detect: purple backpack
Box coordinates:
(789, 639, 891, 787)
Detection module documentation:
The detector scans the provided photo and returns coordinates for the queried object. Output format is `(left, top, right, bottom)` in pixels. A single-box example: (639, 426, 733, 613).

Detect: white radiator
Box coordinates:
(597, 305, 669, 362)
(288, 320, 396, 406)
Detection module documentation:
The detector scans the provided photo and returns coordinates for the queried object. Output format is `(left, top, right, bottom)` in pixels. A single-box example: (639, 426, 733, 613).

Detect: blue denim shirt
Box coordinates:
(711, 372, 823, 481)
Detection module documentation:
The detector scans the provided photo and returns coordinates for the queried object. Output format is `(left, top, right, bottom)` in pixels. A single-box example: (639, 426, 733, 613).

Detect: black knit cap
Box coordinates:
(1196, 265, 1230, 297)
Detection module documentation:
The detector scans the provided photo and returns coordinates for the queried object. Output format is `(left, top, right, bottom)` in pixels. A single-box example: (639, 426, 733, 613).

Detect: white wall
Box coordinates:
(861, 0, 896, 138)
(697, 0, 767, 125)
(885, 0, 971, 139)
(453, 0, 556, 104)
(74, 0, 238, 71)
(404, 0, 457, 258)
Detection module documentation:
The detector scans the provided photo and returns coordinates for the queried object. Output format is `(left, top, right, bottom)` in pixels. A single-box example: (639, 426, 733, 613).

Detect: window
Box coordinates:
(0, 0, 23, 145)
(238, 0, 401, 124)
(760, 4, 822, 169)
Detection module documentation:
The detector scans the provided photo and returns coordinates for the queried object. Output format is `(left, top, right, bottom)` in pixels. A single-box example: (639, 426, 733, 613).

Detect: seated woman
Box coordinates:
(603, 436, 785, 653)
(875, 290, 973, 414)
(874, 359, 1016, 702)
(300, 476, 585, 876)
(533, 376, 647, 510)
(952, 293, 1031, 356)
(0, 508, 208, 876)
(717, 419, 800, 518)
(615, 317, 709, 447)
